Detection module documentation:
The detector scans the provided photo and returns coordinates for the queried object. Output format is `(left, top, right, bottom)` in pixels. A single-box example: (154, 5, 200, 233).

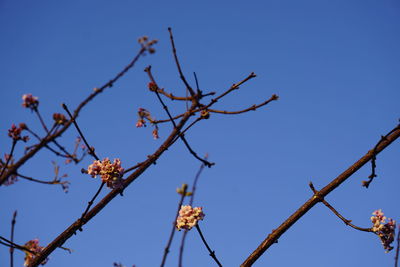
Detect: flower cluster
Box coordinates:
(176, 205, 205, 231)
(0, 154, 18, 185)
(24, 239, 48, 266)
(87, 158, 124, 189)
(53, 113, 67, 125)
(22, 94, 39, 110)
(8, 123, 29, 142)
(370, 209, 396, 252)
(135, 108, 160, 139)
(135, 108, 153, 128)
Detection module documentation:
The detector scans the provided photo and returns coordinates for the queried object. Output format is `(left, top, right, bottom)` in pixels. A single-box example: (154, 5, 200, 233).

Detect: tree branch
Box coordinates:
(241, 124, 400, 266)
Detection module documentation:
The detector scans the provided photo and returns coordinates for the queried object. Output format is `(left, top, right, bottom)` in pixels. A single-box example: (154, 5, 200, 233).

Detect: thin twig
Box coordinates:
(10, 211, 17, 267)
(309, 182, 373, 232)
(62, 104, 99, 161)
(145, 66, 214, 167)
(160, 184, 188, 267)
(17, 173, 68, 189)
(363, 124, 400, 188)
(170, 117, 203, 149)
(204, 72, 257, 110)
(0, 141, 16, 179)
(241, 124, 400, 266)
(168, 27, 196, 97)
(152, 72, 262, 124)
(179, 155, 208, 267)
(195, 224, 223, 267)
(77, 182, 106, 231)
(34, 108, 49, 133)
(123, 162, 143, 174)
(0, 236, 36, 255)
(149, 86, 193, 101)
(208, 94, 278, 115)
(25, 127, 72, 159)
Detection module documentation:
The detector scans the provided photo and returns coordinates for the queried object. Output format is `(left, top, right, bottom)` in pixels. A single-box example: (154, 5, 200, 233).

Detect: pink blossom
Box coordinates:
(152, 128, 159, 139)
(87, 158, 124, 189)
(22, 94, 39, 109)
(136, 119, 145, 128)
(24, 239, 48, 266)
(53, 113, 67, 125)
(8, 123, 29, 142)
(370, 209, 396, 252)
(176, 205, 205, 231)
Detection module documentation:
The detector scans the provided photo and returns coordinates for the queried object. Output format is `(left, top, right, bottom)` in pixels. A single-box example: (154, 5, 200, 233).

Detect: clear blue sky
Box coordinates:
(1, 1, 399, 266)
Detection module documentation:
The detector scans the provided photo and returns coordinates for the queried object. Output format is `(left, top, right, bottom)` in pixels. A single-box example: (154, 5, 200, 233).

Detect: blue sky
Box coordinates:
(0, 1, 399, 266)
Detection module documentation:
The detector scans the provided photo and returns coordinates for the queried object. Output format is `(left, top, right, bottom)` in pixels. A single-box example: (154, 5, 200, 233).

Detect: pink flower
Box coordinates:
(152, 128, 159, 139)
(370, 210, 396, 252)
(53, 113, 67, 125)
(8, 123, 29, 142)
(24, 239, 48, 266)
(87, 158, 124, 189)
(176, 205, 205, 231)
(22, 94, 39, 109)
(136, 119, 145, 128)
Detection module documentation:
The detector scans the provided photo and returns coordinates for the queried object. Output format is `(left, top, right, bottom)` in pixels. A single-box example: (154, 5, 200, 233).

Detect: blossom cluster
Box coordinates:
(135, 108, 153, 128)
(135, 108, 159, 139)
(87, 158, 124, 189)
(22, 94, 39, 110)
(8, 123, 29, 142)
(53, 113, 67, 125)
(176, 205, 205, 231)
(24, 239, 48, 266)
(370, 209, 396, 252)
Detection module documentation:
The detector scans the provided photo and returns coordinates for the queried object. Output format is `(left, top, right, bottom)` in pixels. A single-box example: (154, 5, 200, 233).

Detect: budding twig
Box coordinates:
(160, 184, 188, 267)
(62, 104, 99, 161)
(196, 224, 223, 267)
(17, 173, 69, 192)
(145, 66, 214, 167)
(179, 155, 208, 267)
(168, 27, 196, 98)
(0, 141, 16, 179)
(10, 211, 17, 267)
(363, 124, 400, 188)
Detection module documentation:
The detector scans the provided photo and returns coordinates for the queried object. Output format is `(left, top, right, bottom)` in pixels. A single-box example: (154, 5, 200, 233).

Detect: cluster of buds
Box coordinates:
(370, 209, 396, 252)
(135, 108, 154, 128)
(24, 239, 48, 266)
(22, 94, 39, 110)
(138, 36, 157, 54)
(148, 81, 158, 92)
(8, 123, 29, 142)
(176, 205, 205, 231)
(0, 154, 18, 185)
(135, 108, 160, 139)
(87, 158, 124, 189)
(53, 113, 67, 125)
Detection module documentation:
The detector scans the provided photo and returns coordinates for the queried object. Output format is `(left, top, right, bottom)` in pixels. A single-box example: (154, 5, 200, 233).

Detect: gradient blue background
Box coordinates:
(0, 1, 399, 266)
